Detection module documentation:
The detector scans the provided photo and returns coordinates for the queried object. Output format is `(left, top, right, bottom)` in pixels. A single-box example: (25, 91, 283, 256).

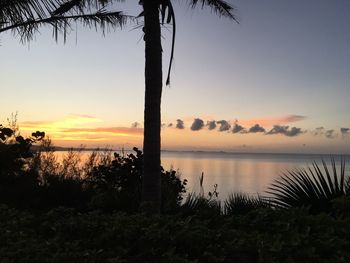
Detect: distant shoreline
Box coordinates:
(30, 145, 350, 157)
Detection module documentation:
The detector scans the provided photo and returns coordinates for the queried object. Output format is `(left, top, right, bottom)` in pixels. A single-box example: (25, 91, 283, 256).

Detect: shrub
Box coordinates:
(0, 125, 44, 178)
(86, 148, 187, 213)
(0, 125, 45, 209)
(180, 193, 221, 218)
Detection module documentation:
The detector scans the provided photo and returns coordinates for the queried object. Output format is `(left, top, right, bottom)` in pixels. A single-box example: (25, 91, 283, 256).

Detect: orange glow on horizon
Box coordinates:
(19, 115, 143, 146)
(16, 114, 349, 154)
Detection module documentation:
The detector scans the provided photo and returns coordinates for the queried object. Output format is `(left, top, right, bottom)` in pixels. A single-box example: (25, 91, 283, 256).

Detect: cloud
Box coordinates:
(63, 127, 143, 136)
(340, 128, 350, 138)
(207, 120, 217, 130)
(21, 114, 102, 129)
(232, 122, 246, 134)
(131, 122, 141, 128)
(191, 118, 204, 131)
(312, 127, 324, 136)
(248, 124, 265, 133)
(176, 119, 185, 129)
(284, 127, 303, 137)
(239, 114, 307, 128)
(20, 114, 104, 136)
(312, 127, 339, 139)
(325, 130, 336, 139)
(283, 115, 307, 123)
(19, 115, 145, 146)
(266, 125, 303, 137)
(216, 120, 231, 132)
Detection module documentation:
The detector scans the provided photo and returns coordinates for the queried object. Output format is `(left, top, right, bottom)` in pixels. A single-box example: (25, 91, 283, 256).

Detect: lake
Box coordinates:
(56, 150, 350, 200)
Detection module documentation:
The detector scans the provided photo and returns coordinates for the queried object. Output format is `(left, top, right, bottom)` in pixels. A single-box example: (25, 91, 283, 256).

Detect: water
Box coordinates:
(161, 151, 348, 199)
(55, 150, 350, 199)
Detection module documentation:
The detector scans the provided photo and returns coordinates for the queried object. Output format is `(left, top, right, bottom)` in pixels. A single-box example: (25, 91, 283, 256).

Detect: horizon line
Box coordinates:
(36, 145, 350, 156)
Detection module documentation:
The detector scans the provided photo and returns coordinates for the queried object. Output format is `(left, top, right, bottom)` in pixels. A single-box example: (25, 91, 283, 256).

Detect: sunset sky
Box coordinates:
(1, 0, 350, 153)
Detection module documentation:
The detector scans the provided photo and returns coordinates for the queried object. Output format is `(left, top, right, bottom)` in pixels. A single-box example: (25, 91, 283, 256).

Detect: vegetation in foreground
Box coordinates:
(1, 125, 350, 262)
(0, 205, 349, 262)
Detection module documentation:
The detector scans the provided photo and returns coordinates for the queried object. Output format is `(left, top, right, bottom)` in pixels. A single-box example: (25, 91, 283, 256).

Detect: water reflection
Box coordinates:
(55, 150, 349, 200)
(161, 152, 349, 199)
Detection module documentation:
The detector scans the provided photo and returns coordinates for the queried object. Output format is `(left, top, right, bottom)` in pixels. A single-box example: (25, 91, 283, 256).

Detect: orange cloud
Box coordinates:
(19, 115, 143, 144)
(21, 114, 102, 132)
(62, 127, 143, 137)
(238, 115, 306, 128)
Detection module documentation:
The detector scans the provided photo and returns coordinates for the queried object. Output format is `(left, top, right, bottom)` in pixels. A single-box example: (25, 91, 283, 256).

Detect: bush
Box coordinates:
(180, 193, 221, 218)
(0, 125, 44, 178)
(86, 147, 187, 213)
(0, 205, 349, 262)
(1, 126, 187, 213)
(0, 125, 46, 209)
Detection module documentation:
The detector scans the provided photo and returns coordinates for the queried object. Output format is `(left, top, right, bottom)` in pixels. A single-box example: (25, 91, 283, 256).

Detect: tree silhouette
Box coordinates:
(1, 0, 237, 213)
(141, 0, 237, 212)
(0, 0, 131, 40)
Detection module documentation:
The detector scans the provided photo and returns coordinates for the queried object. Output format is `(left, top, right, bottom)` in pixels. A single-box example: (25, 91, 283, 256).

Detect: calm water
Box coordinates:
(56, 150, 350, 199)
(161, 152, 350, 199)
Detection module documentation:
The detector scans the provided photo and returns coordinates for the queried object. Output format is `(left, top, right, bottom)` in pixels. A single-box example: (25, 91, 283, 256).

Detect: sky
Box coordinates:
(1, 0, 350, 153)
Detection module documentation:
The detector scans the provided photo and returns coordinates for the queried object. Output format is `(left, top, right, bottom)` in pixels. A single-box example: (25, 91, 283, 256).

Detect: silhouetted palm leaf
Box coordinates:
(0, 0, 133, 41)
(224, 193, 270, 216)
(181, 193, 221, 216)
(189, 0, 238, 22)
(267, 158, 349, 213)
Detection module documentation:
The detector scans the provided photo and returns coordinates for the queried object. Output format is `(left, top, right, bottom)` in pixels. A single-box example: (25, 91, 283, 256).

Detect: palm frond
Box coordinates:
(189, 0, 238, 22)
(267, 158, 349, 213)
(0, 0, 134, 42)
(0, 0, 64, 23)
(0, 10, 133, 42)
(181, 193, 221, 217)
(224, 193, 270, 216)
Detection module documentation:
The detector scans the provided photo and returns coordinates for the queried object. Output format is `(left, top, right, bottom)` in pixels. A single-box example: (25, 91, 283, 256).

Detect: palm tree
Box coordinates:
(141, 0, 237, 212)
(1, 0, 237, 213)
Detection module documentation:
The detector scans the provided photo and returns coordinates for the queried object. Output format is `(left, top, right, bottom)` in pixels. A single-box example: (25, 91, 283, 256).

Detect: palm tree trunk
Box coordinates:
(141, 0, 162, 213)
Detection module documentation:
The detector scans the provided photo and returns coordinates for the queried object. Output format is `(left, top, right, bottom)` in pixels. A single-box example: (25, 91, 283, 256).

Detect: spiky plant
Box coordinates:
(181, 193, 221, 217)
(224, 193, 270, 216)
(267, 158, 349, 213)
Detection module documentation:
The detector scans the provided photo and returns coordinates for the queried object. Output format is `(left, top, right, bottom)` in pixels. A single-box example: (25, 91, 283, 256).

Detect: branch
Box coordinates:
(0, 11, 135, 41)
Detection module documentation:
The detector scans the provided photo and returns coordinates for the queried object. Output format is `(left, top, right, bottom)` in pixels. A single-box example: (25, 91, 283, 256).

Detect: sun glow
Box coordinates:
(19, 114, 143, 147)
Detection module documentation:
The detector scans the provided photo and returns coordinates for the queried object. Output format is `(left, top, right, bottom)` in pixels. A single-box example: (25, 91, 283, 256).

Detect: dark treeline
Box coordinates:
(0, 125, 186, 213)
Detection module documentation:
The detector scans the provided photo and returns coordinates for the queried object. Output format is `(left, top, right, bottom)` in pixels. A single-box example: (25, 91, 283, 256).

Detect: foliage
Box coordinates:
(0, 0, 132, 42)
(2, 125, 350, 261)
(224, 193, 271, 216)
(0, 124, 44, 177)
(85, 147, 187, 213)
(267, 158, 350, 214)
(180, 193, 221, 218)
(0, 205, 349, 262)
(0, 126, 187, 213)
